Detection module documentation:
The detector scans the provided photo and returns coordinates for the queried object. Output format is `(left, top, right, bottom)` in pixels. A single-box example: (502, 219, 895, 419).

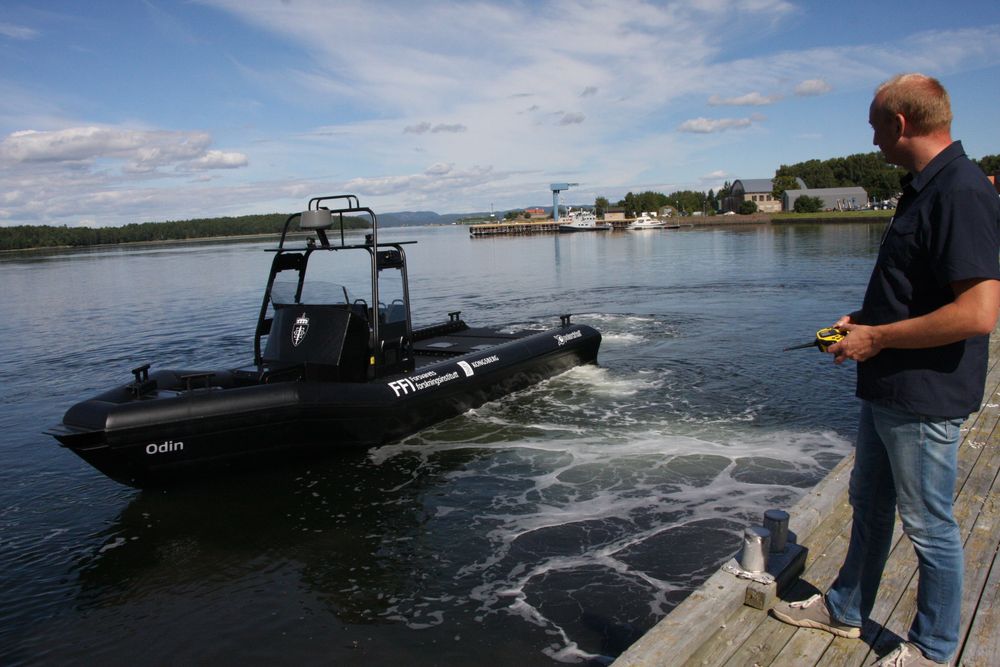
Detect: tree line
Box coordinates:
(0, 213, 369, 252)
(595, 190, 716, 217)
(595, 151, 999, 216)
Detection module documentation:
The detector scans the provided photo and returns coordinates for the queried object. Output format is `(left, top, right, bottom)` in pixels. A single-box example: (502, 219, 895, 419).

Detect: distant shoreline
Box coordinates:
(1, 212, 892, 254)
(0, 232, 292, 256)
(675, 211, 891, 225)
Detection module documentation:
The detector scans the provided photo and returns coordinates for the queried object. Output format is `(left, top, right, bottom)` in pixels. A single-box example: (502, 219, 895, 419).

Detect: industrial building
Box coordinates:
(723, 178, 806, 213)
(783, 186, 869, 211)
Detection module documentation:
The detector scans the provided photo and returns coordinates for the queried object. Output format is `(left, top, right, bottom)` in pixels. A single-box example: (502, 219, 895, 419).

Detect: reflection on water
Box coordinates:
(0, 224, 876, 665)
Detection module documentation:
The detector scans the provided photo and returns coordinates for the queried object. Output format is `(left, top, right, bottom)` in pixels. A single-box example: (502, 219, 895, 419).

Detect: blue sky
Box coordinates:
(1, 0, 998, 227)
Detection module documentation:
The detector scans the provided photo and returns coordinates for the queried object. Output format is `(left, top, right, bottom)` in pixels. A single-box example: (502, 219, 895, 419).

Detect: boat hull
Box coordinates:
(558, 224, 611, 233)
(50, 324, 601, 487)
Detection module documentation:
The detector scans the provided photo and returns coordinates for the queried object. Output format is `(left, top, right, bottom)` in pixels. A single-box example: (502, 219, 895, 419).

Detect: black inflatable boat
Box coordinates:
(47, 195, 602, 487)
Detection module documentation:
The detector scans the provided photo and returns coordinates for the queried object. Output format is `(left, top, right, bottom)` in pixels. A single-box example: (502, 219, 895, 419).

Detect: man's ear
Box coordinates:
(895, 113, 907, 138)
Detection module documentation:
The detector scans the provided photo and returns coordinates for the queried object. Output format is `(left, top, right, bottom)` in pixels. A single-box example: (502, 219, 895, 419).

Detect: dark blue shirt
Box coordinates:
(857, 141, 1000, 418)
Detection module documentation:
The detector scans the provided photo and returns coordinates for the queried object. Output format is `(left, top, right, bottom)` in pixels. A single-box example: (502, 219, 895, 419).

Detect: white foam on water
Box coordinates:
(363, 309, 853, 660)
(370, 426, 849, 659)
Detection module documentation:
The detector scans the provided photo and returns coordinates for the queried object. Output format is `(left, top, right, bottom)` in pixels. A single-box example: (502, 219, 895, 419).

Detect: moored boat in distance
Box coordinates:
(627, 214, 669, 230)
(558, 209, 612, 233)
(47, 195, 602, 487)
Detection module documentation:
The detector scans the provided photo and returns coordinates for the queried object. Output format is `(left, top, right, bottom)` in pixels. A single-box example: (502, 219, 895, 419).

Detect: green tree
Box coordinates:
(617, 192, 637, 216)
(771, 175, 800, 203)
(594, 196, 609, 218)
(776, 152, 903, 201)
(0, 213, 369, 251)
(669, 190, 705, 215)
(793, 195, 824, 213)
(617, 191, 672, 216)
(977, 154, 1000, 175)
(738, 200, 758, 215)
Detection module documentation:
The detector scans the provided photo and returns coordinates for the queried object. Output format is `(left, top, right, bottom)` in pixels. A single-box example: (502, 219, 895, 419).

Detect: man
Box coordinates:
(771, 74, 1000, 666)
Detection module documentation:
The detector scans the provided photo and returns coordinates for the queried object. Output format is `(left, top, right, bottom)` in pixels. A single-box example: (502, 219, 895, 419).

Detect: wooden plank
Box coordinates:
(675, 456, 859, 667)
(960, 533, 1000, 666)
(956, 416, 1000, 634)
(610, 565, 750, 667)
(684, 603, 774, 666)
(764, 542, 866, 666)
(721, 512, 858, 667)
(769, 628, 834, 667)
(956, 425, 1000, 665)
(786, 454, 855, 549)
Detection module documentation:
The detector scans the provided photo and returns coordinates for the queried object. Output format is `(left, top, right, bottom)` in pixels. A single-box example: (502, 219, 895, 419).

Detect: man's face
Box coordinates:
(869, 98, 901, 165)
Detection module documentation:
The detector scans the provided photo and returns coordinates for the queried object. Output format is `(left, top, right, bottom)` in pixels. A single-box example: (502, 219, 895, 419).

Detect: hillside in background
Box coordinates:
(0, 203, 606, 250)
(378, 211, 467, 226)
(0, 213, 370, 252)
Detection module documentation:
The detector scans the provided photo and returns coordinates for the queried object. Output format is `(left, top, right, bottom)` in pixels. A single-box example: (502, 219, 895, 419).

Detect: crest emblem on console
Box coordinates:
(291, 313, 310, 347)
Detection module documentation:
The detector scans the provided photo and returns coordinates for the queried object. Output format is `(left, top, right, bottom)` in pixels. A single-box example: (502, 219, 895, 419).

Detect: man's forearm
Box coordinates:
(871, 278, 1000, 350)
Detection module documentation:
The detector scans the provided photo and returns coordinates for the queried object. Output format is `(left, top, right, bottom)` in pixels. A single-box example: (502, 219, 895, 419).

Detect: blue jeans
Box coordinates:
(825, 400, 964, 663)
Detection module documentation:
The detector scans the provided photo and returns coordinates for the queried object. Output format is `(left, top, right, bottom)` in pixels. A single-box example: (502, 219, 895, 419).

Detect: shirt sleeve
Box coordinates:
(930, 188, 1000, 286)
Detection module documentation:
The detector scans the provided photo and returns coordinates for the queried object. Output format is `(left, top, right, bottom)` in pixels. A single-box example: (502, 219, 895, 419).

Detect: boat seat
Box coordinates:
(262, 303, 370, 382)
(351, 299, 369, 322)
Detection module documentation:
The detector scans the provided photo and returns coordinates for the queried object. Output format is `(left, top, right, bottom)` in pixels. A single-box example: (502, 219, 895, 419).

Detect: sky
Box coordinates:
(1, 0, 999, 227)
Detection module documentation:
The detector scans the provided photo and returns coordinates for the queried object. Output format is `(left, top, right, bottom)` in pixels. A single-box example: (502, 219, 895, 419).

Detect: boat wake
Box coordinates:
(367, 312, 851, 662)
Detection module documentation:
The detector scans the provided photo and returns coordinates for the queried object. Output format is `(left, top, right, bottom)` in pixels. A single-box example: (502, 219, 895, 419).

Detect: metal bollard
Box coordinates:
(763, 509, 790, 553)
(739, 526, 771, 573)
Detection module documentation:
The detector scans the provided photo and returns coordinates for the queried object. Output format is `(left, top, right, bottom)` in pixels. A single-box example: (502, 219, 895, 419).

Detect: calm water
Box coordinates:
(0, 223, 881, 665)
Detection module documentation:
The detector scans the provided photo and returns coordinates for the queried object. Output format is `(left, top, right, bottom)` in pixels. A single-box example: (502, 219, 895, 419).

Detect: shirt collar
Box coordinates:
(907, 140, 965, 192)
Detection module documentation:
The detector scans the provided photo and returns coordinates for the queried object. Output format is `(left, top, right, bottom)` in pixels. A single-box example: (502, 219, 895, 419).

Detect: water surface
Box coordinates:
(0, 223, 880, 665)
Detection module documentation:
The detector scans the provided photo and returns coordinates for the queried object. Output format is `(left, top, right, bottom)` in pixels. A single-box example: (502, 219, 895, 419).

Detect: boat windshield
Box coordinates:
(270, 280, 355, 306)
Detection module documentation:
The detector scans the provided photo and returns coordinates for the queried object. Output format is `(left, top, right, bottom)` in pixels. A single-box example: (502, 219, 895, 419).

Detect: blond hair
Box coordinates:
(874, 73, 952, 135)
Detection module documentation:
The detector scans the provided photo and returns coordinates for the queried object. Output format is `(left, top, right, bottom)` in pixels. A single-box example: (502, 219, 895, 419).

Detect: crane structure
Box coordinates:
(549, 183, 579, 222)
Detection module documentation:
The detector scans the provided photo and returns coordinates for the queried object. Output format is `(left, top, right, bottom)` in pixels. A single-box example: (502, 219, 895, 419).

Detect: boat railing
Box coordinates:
(256, 195, 417, 377)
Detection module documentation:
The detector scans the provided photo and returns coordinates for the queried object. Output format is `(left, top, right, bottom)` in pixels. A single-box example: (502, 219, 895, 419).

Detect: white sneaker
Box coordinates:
(770, 593, 861, 639)
(875, 642, 949, 666)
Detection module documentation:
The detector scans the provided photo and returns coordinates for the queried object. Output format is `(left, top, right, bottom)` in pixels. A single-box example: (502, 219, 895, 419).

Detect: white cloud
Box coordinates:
(3, 1, 999, 226)
(0, 125, 253, 225)
(677, 117, 754, 134)
(0, 127, 212, 170)
(404, 122, 468, 135)
(708, 91, 782, 106)
(0, 22, 39, 40)
(0, 126, 249, 175)
(344, 163, 500, 198)
(794, 78, 833, 96)
(700, 169, 730, 182)
(187, 150, 250, 170)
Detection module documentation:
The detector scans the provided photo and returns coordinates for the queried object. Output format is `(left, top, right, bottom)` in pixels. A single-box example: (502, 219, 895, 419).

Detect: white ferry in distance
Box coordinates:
(558, 209, 612, 233)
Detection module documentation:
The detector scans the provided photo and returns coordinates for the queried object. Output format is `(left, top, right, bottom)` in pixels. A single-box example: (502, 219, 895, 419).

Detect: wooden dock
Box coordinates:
(467, 218, 675, 235)
(469, 220, 562, 236)
(614, 326, 1000, 667)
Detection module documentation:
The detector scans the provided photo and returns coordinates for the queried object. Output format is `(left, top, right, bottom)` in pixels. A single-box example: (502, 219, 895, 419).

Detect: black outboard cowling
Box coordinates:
(262, 304, 369, 381)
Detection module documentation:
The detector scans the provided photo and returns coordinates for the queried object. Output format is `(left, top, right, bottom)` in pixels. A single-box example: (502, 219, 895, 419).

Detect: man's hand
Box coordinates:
(825, 279, 1000, 365)
(828, 322, 881, 364)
